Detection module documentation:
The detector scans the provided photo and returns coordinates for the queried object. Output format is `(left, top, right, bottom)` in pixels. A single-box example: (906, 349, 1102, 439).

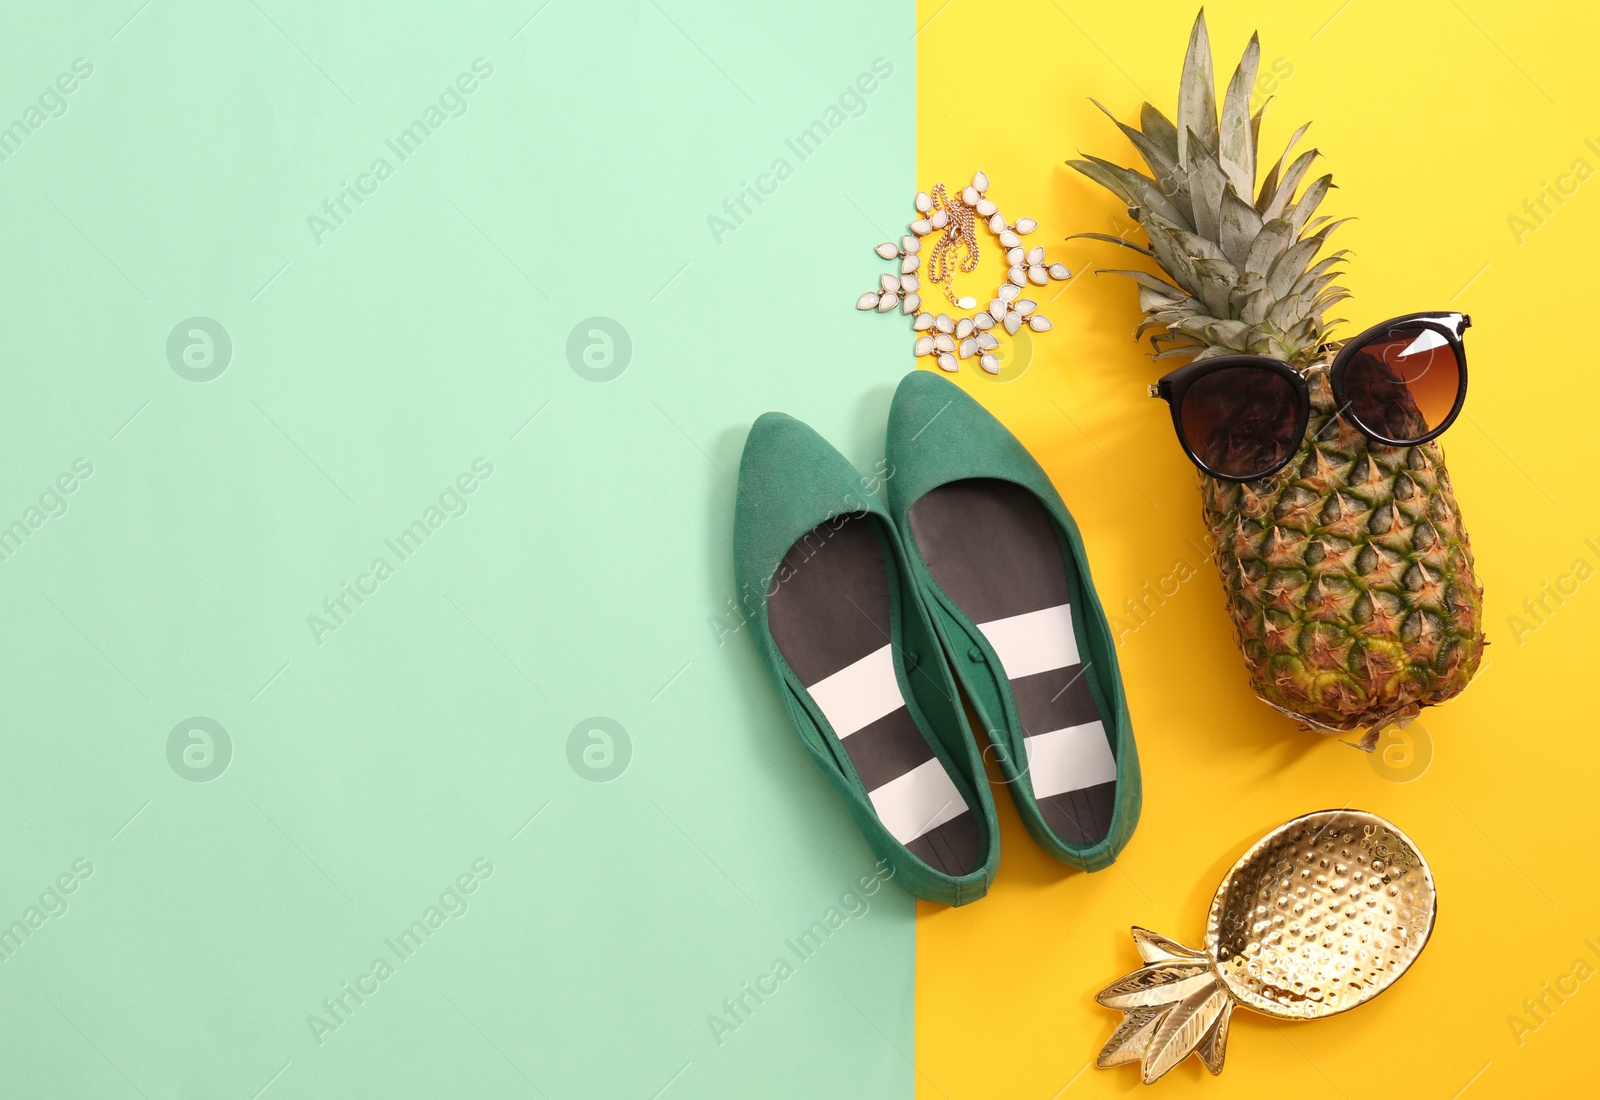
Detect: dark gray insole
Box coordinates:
(766, 514, 981, 875)
(909, 479, 1115, 848)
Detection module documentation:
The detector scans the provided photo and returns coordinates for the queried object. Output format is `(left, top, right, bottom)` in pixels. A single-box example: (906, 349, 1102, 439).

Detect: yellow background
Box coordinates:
(915, 1, 1599, 1095)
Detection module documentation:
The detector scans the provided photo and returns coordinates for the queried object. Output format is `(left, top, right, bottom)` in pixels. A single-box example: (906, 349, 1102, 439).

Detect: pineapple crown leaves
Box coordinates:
(1068, 11, 1351, 366)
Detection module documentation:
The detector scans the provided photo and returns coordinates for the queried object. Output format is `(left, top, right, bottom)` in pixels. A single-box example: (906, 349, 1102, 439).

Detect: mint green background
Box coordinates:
(0, 3, 918, 1096)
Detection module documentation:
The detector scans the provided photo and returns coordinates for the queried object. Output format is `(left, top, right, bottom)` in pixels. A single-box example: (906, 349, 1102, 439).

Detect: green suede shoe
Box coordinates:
(735, 412, 1001, 906)
(885, 371, 1141, 871)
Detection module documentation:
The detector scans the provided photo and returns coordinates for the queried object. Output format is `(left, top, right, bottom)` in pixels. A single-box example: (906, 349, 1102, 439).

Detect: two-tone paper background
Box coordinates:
(1, 2, 1596, 1097)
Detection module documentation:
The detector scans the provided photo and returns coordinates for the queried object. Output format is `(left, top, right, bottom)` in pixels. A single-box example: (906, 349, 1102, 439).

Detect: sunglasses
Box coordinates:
(1149, 312, 1471, 482)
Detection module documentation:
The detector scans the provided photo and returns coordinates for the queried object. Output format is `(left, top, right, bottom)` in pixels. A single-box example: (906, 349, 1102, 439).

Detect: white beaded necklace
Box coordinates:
(857, 172, 1071, 375)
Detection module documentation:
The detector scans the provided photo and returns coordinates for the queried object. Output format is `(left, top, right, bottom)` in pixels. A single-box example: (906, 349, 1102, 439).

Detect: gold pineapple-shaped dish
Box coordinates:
(1096, 810, 1436, 1083)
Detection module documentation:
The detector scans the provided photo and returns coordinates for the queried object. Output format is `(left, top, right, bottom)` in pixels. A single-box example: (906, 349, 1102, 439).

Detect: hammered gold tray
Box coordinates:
(1096, 809, 1436, 1083)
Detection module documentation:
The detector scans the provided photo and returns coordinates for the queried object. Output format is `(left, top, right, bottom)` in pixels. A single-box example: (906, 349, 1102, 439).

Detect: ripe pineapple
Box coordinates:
(1070, 13, 1485, 739)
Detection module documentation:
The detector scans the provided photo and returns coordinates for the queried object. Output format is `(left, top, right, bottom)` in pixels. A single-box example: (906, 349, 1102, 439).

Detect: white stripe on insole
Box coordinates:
(976, 603, 1079, 678)
(868, 757, 967, 842)
(805, 644, 903, 738)
(1023, 720, 1117, 799)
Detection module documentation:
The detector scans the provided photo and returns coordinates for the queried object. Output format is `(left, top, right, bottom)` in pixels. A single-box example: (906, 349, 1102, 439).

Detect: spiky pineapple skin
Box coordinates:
(1201, 369, 1485, 732)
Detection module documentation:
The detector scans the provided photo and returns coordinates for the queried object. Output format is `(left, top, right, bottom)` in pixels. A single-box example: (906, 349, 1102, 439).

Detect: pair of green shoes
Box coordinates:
(734, 371, 1141, 906)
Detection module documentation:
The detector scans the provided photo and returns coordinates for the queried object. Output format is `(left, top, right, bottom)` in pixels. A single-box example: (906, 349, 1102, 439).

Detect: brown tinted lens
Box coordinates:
(1179, 365, 1302, 479)
(1343, 324, 1462, 442)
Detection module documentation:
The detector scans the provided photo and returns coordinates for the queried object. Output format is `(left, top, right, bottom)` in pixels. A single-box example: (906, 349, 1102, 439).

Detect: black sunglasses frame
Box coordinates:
(1152, 311, 1472, 483)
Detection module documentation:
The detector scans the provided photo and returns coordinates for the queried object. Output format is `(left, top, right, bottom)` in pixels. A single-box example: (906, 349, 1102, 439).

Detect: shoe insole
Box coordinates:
(909, 478, 1116, 849)
(766, 514, 982, 876)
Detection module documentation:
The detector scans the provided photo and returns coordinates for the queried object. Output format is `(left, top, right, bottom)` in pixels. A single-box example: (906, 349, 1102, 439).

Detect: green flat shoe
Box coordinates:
(735, 412, 1001, 906)
(885, 371, 1141, 871)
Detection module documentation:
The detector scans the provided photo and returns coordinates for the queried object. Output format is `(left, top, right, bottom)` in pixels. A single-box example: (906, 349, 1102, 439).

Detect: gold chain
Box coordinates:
(926, 183, 980, 307)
